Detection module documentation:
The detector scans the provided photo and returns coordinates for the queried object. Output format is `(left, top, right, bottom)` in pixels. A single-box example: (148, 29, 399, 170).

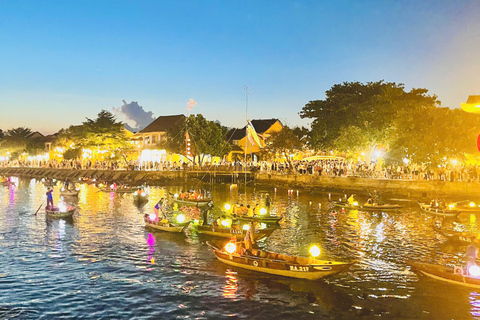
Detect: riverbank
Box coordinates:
(1, 167, 479, 198)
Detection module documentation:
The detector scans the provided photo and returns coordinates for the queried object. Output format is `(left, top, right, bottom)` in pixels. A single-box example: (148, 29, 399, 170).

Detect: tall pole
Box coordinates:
(244, 86, 249, 190)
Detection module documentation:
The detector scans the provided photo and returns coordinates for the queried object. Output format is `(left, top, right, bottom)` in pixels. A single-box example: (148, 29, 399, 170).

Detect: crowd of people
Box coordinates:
(2, 157, 480, 183)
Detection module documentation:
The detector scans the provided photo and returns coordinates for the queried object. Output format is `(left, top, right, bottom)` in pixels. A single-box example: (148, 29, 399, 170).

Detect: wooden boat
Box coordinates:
(452, 202, 480, 214)
(418, 202, 461, 217)
(409, 261, 480, 288)
(207, 241, 353, 280)
(99, 186, 135, 193)
(197, 225, 276, 240)
(45, 205, 76, 218)
(1, 181, 12, 187)
(234, 214, 283, 224)
(60, 188, 79, 196)
(173, 198, 212, 207)
(331, 200, 402, 211)
(432, 226, 477, 244)
(144, 215, 190, 233)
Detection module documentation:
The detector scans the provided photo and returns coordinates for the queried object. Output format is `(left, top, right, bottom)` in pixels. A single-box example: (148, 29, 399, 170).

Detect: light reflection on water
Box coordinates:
(1, 179, 480, 319)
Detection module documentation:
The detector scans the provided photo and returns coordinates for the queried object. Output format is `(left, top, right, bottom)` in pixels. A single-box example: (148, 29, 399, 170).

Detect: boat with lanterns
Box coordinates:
(418, 202, 461, 217)
(223, 203, 282, 224)
(197, 224, 276, 240)
(409, 261, 480, 288)
(144, 213, 190, 233)
(45, 204, 76, 218)
(449, 201, 480, 214)
(99, 184, 136, 193)
(207, 241, 353, 280)
(331, 200, 402, 211)
(172, 191, 212, 207)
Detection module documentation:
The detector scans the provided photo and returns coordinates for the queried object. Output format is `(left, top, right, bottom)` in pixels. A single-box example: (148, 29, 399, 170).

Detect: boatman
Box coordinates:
(46, 187, 54, 209)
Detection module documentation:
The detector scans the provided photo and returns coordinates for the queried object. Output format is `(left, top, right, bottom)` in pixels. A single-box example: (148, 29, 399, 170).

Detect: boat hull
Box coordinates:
(173, 198, 211, 207)
(410, 261, 480, 288)
(60, 191, 79, 197)
(332, 201, 402, 211)
(235, 215, 282, 224)
(418, 203, 461, 217)
(197, 225, 275, 240)
(45, 207, 76, 218)
(210, 243, 352, 280)
(144, 216, 190, 233)
(433, 226, 476, 244)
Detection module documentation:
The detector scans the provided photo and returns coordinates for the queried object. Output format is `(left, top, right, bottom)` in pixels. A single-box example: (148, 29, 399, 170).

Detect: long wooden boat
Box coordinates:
(432, 226, 477, 244)
(418, 202, 461, 217)
(234, 214, 283, 224)
(453, 202, 480, 214)
(197, 225, 276, 240)
(173, 198, 212, 207)
(144, 215, 190, 233)
(331, 200, 402, 211)
(99, 187, 135, 193)
(207, 241, 353, 280)
(60, 189, 79, 196)
(409, 261, 480, 288)
(45, 205, 76, 218)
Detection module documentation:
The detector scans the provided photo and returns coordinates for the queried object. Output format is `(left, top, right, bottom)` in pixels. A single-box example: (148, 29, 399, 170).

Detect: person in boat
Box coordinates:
(153, 198, 166, 222)
(46, 187, 54, 209)
(366, 197, 374, 205)
(64, 178, 70, 190)
(247, 205, 254, 217)
(202, 202, 214, 226)
(265, 194, 271, 214)
(466, 237, 479, 275)
(243, 223, 256, 255)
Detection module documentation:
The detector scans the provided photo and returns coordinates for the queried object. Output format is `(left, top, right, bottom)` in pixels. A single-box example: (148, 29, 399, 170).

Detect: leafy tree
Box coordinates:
(0, 129, 4, 142)
(1, 127, 34, 153)
(299, 81, 439, 153)
(259, 126, 302, 170)
(63, 148, 82, 160)
(158, 114, 231, 164)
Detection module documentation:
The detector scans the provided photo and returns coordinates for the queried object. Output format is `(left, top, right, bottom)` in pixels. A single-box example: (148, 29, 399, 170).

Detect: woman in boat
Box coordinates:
(46, 187, 54, 209)
(153, 198, 166, 222)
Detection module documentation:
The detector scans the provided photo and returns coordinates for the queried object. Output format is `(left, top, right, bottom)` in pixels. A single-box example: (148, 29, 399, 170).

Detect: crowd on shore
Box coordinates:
(2, 158, 480, 183)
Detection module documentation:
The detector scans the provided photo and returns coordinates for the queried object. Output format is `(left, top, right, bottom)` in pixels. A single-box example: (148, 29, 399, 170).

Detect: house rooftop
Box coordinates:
(138, 114, 186, 133)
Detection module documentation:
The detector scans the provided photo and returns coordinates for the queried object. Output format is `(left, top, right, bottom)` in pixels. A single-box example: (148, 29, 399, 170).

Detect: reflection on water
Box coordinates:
(1, 180, 480, 318)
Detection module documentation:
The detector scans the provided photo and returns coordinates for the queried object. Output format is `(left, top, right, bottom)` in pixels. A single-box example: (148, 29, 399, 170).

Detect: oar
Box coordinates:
(34, 198, 46, 215)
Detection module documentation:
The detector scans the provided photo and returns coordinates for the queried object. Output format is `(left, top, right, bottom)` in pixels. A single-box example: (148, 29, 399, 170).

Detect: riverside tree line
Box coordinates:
(1, 80, 480, 168)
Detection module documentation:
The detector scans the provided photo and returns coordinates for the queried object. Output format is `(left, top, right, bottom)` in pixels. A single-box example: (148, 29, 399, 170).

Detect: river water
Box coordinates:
(1, 178, 480, 319)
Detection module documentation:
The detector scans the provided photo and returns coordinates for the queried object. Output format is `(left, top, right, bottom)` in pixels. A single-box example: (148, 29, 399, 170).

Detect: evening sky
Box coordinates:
(1, 0, 479, 134)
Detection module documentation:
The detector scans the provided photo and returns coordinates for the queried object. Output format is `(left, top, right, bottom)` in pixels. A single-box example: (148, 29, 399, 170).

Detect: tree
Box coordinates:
(259, 126, 302, 170)
(158, 114, 231, 164)
(299, 81, 439, 152)
(1, 127, 35, 153)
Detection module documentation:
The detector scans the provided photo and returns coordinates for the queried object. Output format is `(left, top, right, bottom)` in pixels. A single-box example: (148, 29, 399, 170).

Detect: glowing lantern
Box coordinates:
(58, 203, 67, 213)
(148, 213, 157, 221)
(177, 214, 186, 223)
(242, 224, 250, 231)
(470, 202, 476, 207)
(221, 219, 229, 227)
(309, 245, 321, 257)
(224, 203, 231, 211)
(225, 242, 236, 254)
(174, 193, 179, 199)
(259, 208, 267, 215)
(469, 265, 480, 277)
(140, 192, 146, 197)
(353, 201, 359, 206)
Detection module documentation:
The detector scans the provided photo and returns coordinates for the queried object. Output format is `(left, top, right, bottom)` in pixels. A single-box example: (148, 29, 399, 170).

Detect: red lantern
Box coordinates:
(477, 134, 480, 152)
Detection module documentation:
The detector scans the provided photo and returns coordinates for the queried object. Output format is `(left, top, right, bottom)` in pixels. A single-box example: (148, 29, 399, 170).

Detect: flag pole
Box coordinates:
(244, 86, 248, 191)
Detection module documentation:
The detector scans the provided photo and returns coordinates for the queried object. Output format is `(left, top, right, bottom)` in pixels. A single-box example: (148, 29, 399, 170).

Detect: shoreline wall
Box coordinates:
(1, 167, 479, 197)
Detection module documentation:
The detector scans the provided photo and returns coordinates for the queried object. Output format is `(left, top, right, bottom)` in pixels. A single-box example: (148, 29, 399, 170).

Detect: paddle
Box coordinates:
(34, 198, 46, 216)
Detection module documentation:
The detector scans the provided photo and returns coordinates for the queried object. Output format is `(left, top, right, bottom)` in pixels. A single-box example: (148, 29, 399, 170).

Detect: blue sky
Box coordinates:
(1, 0, 479, 134)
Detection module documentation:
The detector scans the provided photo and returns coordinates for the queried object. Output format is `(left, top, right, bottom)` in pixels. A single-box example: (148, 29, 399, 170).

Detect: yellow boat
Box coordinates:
(207, 241, 353, 280)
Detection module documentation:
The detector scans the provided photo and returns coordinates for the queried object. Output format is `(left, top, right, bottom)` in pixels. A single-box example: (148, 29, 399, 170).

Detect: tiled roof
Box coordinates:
(138, 114, 185, 133)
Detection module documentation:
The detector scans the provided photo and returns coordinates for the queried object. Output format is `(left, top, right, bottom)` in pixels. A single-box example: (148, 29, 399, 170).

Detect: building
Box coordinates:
(226, 119, 283, 160)
(132, 114, 185, 149)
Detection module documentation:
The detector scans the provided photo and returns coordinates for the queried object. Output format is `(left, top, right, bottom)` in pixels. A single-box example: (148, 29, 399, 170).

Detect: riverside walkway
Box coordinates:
(1, 166, 479, 198)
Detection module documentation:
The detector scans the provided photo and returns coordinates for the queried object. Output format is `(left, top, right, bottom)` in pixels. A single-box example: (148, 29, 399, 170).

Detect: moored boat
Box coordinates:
(234, 214, 283, 224)
(144, 214, 190, 233)
(409, 261, 480, 288)
(173, 198, 212, 207)
(197, 225, 276, 240)
(99, 186, 135, 193)
(45, 205, 76, 218)
(432, 226, 477, 244)
(60, 188, 79, 196)
(418, 202, 461, 217)
(207, 241, 353, 280)
(331, 200, 402, 211)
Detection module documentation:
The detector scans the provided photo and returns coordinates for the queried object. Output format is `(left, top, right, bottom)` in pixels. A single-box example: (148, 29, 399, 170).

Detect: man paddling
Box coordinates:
(46, 187, 54, 209)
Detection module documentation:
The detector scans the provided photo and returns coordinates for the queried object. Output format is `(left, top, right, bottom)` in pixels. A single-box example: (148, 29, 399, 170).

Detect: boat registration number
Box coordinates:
(289, 266, 309, 272)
